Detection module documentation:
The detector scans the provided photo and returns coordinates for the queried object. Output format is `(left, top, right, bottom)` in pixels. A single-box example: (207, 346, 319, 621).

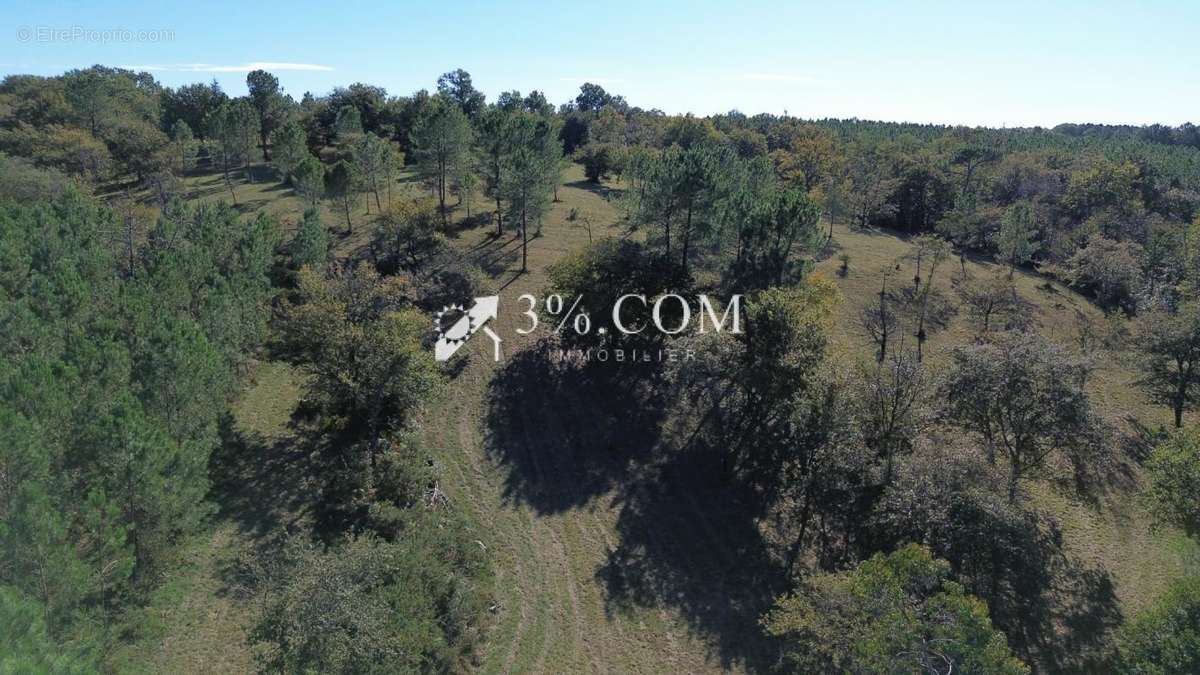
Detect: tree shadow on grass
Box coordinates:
(183, 181, 232, 201)
(1006, 556, 1122, 674)
(210, 413, 318, 542)
(233, 197, 271, 214)
(441, 211, 492, 239)
(484, 341, 664, 513)
(956, 512, 1122, 674)
(595, 449, 787, 673)
(466, 234, 523, 278)
(484, 341, 785, 671)
(565, 179, 623, 202)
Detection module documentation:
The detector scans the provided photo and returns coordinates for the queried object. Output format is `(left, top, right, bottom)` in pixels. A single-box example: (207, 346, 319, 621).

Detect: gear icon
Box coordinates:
(434, 304, 476, 345)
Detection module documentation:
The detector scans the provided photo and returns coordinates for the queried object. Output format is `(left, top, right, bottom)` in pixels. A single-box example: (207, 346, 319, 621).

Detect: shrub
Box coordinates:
(1113, 575, 1200, 674)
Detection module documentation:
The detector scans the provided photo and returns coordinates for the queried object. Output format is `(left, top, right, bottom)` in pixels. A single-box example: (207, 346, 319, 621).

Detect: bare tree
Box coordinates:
(861, 269, 898, 362)
(957, 271, 1026, 334)
(857, 345, 928, 483)
(911, 235, 951, 361)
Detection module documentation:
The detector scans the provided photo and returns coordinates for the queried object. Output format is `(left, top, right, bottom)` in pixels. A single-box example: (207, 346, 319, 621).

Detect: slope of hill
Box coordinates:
(116, 164, 1198, 673)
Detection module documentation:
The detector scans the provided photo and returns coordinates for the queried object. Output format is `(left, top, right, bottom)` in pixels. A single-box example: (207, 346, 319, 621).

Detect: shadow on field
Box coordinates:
(210, 413, 316, 541)
(596, 449, 786, 672)
(441, 211, 492, 239)
(484, 341, 662, 512)
(233, 198, 271, 214)
(484, 341, 785, 671)
(184, 178, 233, 201)
(464, 232, 523, 278)
(565, 179, 623, 202)
(994, 546, 1122, 673)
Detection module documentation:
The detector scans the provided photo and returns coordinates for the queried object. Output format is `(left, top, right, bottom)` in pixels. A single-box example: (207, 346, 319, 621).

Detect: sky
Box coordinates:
(1, 0, 1196, 128)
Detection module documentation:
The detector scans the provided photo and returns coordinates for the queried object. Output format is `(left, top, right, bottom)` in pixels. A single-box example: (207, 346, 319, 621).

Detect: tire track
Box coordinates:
(437, 186, 741, 673)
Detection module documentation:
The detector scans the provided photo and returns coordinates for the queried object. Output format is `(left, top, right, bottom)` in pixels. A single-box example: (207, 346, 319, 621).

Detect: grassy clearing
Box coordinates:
(417, 165, 738, 673)
(107, 360, 306, 673)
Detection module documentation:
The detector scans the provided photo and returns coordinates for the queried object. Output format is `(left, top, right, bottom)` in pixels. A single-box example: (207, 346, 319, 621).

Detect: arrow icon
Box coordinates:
(435, 296, 500, 361)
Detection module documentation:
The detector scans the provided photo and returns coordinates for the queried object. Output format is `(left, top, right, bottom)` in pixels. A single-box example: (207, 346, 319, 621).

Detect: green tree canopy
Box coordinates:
(270, 120, 311, 183)
(764, 544, 1028, 674)
(1113, 575, 1200, 675)
(942, 331, 1100, 502)
(411, 98, 473, 217)
(1144, 427, 1200, 536)
(246, 69, 285, 160)
(1137, 302, 1200, 427)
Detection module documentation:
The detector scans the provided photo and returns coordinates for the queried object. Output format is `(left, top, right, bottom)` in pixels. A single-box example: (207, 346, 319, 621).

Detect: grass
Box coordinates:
(120, 162, 1198, 673)
(104, 360, 305, 673)
(415, 165, 737, 673)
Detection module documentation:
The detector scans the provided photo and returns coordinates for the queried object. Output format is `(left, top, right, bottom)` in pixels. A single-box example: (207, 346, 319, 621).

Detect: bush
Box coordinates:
(253, 526, 490, 675)
(1113, 575, 1200, 674)
(1058, 234, 1144, 313)
(1143, 427, 1200, 536)
(369, 199, 445, 276)
(575, 142, 623, 183)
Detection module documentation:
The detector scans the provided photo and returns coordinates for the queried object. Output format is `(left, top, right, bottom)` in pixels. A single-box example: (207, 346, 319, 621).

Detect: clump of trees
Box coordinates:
(764, 544, 1029, 674)
(503, 112, 562, 271)
(252, 524, 489, 674)
(411, 97, 474, 218)
(942, 331, 1100, 502)
(546, 238, 689, 350)
(284, 265, 435, 444)
(264, 260, 491, 666)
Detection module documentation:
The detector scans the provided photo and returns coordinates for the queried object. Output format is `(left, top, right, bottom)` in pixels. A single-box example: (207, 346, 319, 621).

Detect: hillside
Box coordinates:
(113, 162, 1199, 673)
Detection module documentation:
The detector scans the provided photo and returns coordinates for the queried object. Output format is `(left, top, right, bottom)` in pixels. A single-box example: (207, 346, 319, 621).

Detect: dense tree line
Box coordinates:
(0, 191, 277, 668)
(5, 67, 1197, 329)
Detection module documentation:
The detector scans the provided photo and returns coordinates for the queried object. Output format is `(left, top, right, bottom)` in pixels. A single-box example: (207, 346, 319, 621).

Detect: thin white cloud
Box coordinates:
(744, 73, 823, 85)
(557, 77, 625, 85)
(123, 61, 333, 73)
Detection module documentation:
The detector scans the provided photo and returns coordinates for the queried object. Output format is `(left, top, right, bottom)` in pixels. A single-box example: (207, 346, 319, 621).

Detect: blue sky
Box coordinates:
(1, 0, 1196, 127)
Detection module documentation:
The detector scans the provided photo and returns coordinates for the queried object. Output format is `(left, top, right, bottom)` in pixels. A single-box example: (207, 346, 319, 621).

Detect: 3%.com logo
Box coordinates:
(434, 293, 744, 363)
(434, 296, 502, 362)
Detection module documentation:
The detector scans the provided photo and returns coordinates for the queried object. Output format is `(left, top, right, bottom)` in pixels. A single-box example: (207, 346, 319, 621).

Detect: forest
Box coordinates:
(1, 62, 1199, 674)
